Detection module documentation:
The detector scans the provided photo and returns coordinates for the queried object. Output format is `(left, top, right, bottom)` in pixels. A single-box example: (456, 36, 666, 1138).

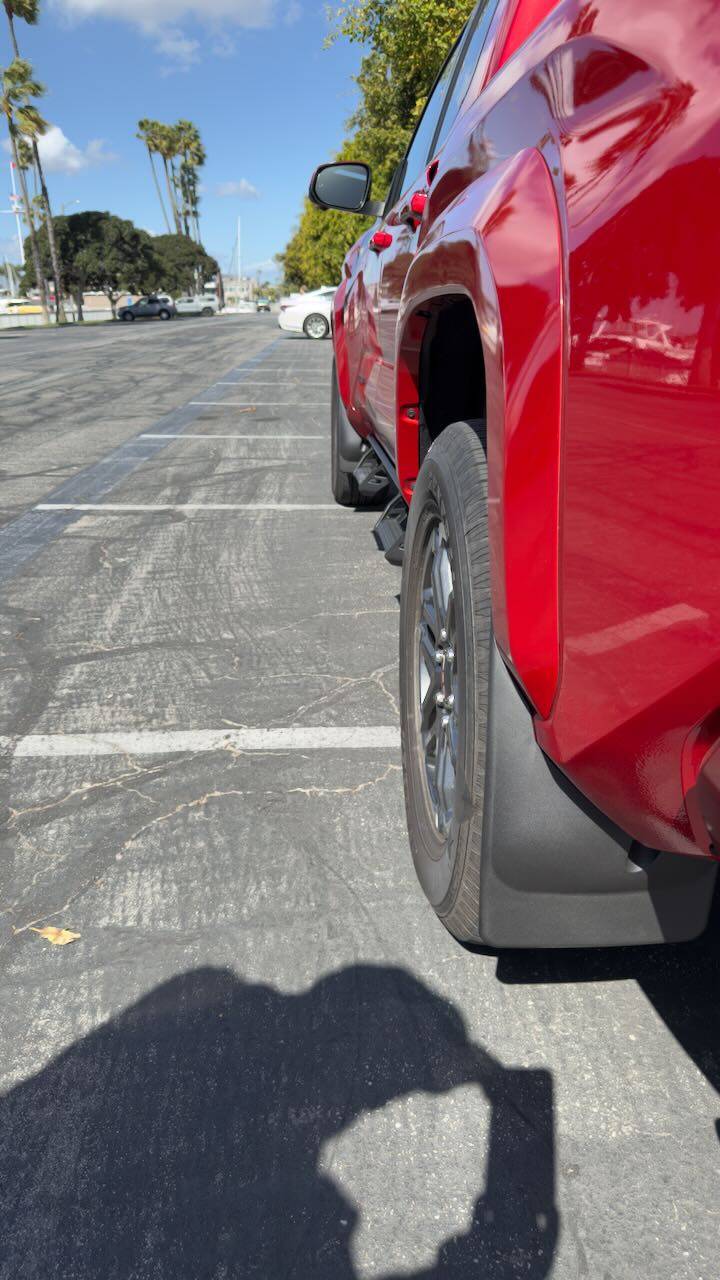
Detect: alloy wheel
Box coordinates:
(305, 314, 328, 339)
(416, 518, 458, 836)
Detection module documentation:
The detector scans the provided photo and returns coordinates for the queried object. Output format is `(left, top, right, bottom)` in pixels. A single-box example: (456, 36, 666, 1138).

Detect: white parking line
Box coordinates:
(35, 503, 341, 512)
(214, 381, 330, 386)
(190, 401, 330, 407)
(139, 433, 324, 440)
(3, 726, 401, 757)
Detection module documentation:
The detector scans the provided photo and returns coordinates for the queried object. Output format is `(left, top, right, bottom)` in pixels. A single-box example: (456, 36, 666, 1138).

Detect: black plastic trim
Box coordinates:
(373, 494, 407, 566)
(367, 435, 400, 492)
(334, 387, 365, 474)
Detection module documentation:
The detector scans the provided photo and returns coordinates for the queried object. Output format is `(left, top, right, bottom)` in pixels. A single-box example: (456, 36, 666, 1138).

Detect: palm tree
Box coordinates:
(15, 133, 34, 188)
(137, 118, 172, 234)
(15, 135, 39, 222)
(4, 1, 66, 321)
(154, 123, 183, 236)
(176, 120, 205, 241)
(3, 0, 38, 31)
(136, 118, 205, 241)
(1, 60, 48, 319)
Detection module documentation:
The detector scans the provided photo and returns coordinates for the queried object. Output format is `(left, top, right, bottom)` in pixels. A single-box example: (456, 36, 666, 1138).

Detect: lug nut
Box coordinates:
(445, 694, 455, 710)
(435, 692, 446, 706)
(440, 629, 448, 643)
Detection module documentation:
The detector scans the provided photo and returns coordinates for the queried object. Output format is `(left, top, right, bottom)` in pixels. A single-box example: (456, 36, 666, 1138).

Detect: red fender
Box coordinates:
(398, 148, 564, 718)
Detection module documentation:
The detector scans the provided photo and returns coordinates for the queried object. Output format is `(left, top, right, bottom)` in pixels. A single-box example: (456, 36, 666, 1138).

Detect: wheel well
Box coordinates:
(418, 297, 486, 456)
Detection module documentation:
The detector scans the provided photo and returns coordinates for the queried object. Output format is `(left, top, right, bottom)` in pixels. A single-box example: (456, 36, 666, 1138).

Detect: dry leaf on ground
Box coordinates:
(30, 927, 81, 946)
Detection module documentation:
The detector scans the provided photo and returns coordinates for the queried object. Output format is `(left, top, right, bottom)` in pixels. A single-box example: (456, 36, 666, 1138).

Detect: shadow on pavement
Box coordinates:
(495, 883, 720, 1099)
(0, 964, 557, 1278)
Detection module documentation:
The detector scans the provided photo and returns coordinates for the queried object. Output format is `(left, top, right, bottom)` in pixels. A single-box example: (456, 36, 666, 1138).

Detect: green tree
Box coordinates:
(281, 0, 474, 288)
(150, 233, 218, 296)
(280, 202, 369, 291)
(4, 1, 67, 321)
(23, 211, 158, 319)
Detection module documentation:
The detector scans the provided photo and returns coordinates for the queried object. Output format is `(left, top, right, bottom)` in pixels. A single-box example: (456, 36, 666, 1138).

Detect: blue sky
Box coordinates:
(1, 0, 363, 277)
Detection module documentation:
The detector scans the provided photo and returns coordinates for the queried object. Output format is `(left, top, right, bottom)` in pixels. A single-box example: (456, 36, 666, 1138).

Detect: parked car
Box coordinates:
(0, 297, 44, 315)
(256, 297, 272, 313)
(309, 0, 720, 948)
(278, 287, 335, 339)
(225, 300, 256, 314)
(118, 296, 175, 322)
(174, 295, 219, 317)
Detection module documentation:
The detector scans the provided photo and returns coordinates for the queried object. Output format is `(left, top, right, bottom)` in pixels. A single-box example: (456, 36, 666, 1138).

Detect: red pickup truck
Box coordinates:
(310, 0, 720, 947)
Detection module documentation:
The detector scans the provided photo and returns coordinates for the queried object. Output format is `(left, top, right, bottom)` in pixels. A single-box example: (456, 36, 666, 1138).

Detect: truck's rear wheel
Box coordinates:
(400, 420, 489, 942)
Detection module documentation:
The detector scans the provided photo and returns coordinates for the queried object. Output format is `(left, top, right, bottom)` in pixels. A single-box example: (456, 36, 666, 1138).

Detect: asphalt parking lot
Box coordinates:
(1, 314, 719, 1279)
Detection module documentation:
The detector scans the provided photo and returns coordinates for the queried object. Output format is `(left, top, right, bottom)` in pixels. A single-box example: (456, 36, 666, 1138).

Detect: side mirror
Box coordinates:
(309, 162, 382, 217)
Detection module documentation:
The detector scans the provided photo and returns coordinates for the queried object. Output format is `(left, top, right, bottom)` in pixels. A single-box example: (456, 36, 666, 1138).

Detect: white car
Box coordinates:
(174, 295, 219, 317)
(278, 286, 336, 339)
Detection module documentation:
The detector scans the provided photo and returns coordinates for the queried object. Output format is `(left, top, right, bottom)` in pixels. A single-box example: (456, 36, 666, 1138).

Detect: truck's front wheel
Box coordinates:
(399, 421, 490, 942)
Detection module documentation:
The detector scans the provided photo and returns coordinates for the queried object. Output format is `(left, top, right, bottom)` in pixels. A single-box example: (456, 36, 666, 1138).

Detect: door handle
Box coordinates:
(426, 158, 439, 186)
(370, 230, 393, 253)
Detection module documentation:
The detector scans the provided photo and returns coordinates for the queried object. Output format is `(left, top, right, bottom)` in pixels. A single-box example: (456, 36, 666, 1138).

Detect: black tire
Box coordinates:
(399, 420, 490, 942)
(120, 311, 135, 322)
(202, 307, 214, 317)
(158, 309, 172, 321)
(303, 312, 329, 340)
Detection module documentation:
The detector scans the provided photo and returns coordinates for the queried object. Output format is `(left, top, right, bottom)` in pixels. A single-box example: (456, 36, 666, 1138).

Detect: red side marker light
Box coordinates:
(370, 230, 393, 252)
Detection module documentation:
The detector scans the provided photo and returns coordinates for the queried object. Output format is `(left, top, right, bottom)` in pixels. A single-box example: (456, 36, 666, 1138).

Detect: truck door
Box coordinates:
(365, 0, 500, 455)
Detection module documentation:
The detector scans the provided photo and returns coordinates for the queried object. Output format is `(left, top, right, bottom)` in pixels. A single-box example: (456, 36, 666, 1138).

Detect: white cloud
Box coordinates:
(211, 31, 237, 57)
(53, 0, 277, 27)
(155, 26, 200, 66)
(40, 126, 116, 173)
(2, 126, 116, 175)
(215, 179, 260, 200)
(52, 0, 297, 65)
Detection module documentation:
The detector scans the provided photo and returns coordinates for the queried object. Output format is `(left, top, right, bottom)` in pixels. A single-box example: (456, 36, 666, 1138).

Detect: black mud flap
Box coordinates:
(334, 387, 364, 474)
(480, 643, 718, 948)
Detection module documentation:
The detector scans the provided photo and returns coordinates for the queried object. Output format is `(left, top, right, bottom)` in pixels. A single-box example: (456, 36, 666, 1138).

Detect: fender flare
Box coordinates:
(397, 147, 564, 719)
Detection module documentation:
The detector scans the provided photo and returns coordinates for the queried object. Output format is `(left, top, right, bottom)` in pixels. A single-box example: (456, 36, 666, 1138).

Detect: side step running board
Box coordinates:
(353, 449, 391, 501)
(373, 494, 407, 566)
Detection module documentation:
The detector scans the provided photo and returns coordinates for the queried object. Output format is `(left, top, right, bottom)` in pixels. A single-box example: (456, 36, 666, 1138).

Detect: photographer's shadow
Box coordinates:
(1, 964, 557, 1279)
